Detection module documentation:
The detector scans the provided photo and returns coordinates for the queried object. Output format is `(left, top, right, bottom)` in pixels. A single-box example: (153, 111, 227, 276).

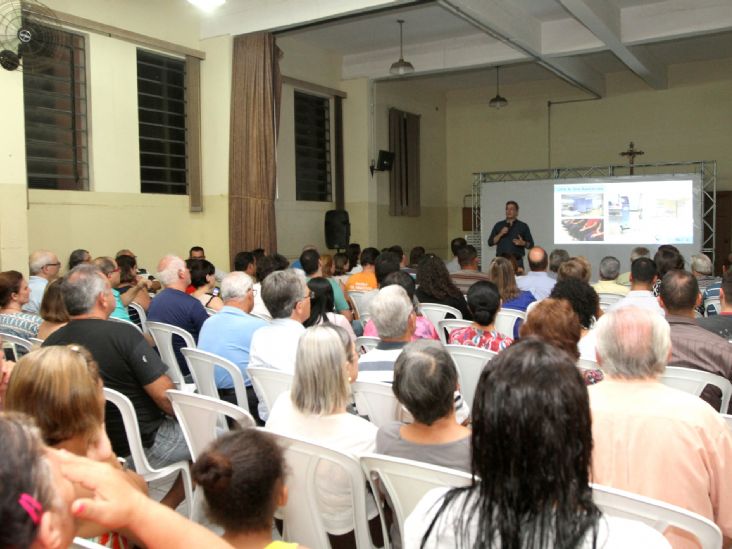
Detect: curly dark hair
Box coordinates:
(416, 255, 463, 300)
(549, 278, 599, 329)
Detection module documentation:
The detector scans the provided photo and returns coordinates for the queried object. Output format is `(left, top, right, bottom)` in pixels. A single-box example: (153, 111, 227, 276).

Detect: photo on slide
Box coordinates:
(560, 193, 604, 219)
(560, 218, 604, 242)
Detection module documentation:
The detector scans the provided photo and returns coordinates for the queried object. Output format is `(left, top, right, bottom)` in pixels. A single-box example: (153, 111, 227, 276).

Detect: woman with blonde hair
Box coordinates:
(266, 325, 381, 549)
(487, 257, 535, 338)
(37, 278, 69, 340)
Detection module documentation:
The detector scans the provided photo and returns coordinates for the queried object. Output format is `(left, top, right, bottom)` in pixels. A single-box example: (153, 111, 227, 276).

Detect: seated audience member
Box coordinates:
(5, 345, 146, 545)
(192, 428, 302, 549)
(378, 340, 471, 472)
(448, 281, 512, 352)
(652, 244, 685, 296)
(445, 237, 467, 273)
(116, 254, 152, 329)
(556, 256, 592, 283)
(0, 413, 235, 549)
(659, 269, 732, 411)
(187, 258, 225, 312)
(521, 298, 603, 385)
(266, 325, 382, 549)
(68, 248, 92, 271)
(388, 245, 408, 269)
(591, 307, 732, 547)
(516, 247, 556, 300)
(25, 249, 61, 314)
(593, 256, 629, 296)
(321, 253, 335, 277)
(355, 250, 404, 319)
(408, 246, 425, 270)
(404, 338, 668, 549)
(690, 253, 720, 314)
(450, 245, 491, 295)
(36, 278, 69, 341)
(94, 256, 132, 322)
(550, 278, 600, 361)
(363, 271, 439, 341)
(43, 264, 189, 507)
(332, 252, 351, 284)
(305, 277, 356, 341)
(548, 248, 569, 279)
(487, 257, 535, 313)
(189, 245, 226, 282)
(300, 249, 352, 321)
(346, 243, 362, 274)
(233, 250, 257, 281)
(698, 273, 732, 339)
(616, 246, 650, 286)
(0, 270, 42, 339)
(0, 336, 14, 409)
(345, 247, 379, 292)
(289, 244, 315, 273)
(249, 255, 279, 320)
(359, 285, 416, 380)
(147, 254, 209, 377)
(416, 255, 471, 320)
(198, 272, 268, 422)
(611, 257, 664, 316)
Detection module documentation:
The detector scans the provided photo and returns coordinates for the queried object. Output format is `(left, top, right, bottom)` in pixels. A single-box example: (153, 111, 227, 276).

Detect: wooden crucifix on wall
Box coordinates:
(620, 142, 644, 175)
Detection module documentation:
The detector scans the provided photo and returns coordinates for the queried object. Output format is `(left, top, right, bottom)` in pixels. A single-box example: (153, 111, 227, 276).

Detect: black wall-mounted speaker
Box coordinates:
(376, 150, 395, 171)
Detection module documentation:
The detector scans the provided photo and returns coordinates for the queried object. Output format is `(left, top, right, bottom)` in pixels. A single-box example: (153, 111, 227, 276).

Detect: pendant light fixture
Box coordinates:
(489, 66, 508, 109)
(389, 19, 414, 76)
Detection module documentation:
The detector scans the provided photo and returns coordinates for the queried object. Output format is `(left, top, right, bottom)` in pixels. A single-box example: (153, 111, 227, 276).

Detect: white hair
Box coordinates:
(156, 255, 185, 286)
(594, 307, 670, 379)
(28, 250, 55, 275)
(370, 285, 413, 339)
(221, 271, 253, 301)
(691, 253, 713, 276)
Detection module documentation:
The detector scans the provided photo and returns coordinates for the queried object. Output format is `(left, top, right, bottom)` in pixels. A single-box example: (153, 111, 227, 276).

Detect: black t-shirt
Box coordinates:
(44, 318, 169, 456)
(416, 288, 473, 320)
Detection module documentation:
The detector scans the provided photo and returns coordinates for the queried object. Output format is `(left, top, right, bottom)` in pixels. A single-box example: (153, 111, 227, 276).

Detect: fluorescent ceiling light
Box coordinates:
(187, 0, 225, 12)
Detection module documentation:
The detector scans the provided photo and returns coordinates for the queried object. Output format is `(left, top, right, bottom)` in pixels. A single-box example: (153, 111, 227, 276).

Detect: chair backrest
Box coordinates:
(146, 321, 196, 389)
(355, 336, 380, 355)
(269, 431, 379, 549)
(108, 316, 144, 333)
(598, 293, 624, 312)
(494, 309, 526, 338)
(722, 413, 732, 431)
(360, 454, 472, 543)
(246, 366, 294, 412)
(103, 388, 194, 516)
(70, 538, 109, 549)
(28, 336, 44, 348)
(577, 358, 600, 371)
(0, 332, 33, 356)
(128, 301, 148, 333)
(349, 291, 369, 319)
(591, 483, 722, 549)
(419, 303, 462, 327)
(181, 347, 249, 409)
(660, 366, 732, 413)
(444, 344, 496, 409)
(166, 389, 255, 460)
(437, 319, 472, 345)
(352, 380, 409, 428)
(205, 307, 217, 316)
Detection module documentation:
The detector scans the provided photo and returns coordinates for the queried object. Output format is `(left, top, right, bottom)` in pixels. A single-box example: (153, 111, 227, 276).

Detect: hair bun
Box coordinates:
(191, 451, 233, 493)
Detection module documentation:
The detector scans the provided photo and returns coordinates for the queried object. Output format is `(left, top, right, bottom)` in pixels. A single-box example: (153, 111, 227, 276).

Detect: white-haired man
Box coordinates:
(592, 256, 629, 297)
(590, 306, 732, 548)
(198, 271, 267, 422)
(147, 255, 209, 378)
(358, 285, 416, 382)
(24, 249, 61, 313)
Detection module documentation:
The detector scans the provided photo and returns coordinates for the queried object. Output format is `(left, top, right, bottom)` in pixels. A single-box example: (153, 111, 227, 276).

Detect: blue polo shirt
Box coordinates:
(197, 306, 267, 388)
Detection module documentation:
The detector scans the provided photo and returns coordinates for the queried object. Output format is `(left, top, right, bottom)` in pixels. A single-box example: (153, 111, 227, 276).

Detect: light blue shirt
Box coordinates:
(198, 306, 267, 388)
(109, 288, 131, 321)
(516, 271, 556, 301)
(24, 275, 47, 314)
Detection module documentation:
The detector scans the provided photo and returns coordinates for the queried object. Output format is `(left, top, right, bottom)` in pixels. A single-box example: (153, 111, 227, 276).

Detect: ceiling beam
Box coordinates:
(558, 0, 667, 89)
(438, 0, 605, 97)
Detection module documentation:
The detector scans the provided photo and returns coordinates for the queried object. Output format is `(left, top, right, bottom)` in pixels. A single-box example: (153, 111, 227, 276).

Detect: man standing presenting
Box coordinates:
(488, 201, 533, 269)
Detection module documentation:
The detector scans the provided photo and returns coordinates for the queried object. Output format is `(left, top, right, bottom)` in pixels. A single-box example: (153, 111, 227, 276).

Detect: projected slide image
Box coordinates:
(561, 219, 604, 242)
(560, 193, 604, 218)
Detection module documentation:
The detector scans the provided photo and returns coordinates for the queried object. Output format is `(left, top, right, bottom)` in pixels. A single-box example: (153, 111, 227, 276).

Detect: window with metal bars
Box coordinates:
(295, 91, 332, 202)
(137, 49, 187, 195)
(23, 29, 88, 190)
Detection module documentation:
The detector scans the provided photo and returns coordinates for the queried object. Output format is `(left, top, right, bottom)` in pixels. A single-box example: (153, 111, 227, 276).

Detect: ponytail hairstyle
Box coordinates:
(191, 428, 286, 533)
(466, 281, 501, 328)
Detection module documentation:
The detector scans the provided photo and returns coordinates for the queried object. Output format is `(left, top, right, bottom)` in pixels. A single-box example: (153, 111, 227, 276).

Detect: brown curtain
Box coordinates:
(389, 108, 420, 217)
(228, 33, 282, 264)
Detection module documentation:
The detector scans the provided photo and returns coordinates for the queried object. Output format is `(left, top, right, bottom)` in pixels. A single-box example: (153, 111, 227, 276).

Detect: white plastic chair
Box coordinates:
(494, 309, 526, 338)
(166, 389, 255, 460)
(103, 388, 194, 518)
(269, 431, 382, 549)
(181, 347, 249, 409)
(591, 483, 722, 549)
(205, 307, 217, 316)
(660, 366, 732, 413)
(355, 336, 380, 355)
(722, 413, 732, 431)
(444, 344, 495, 409)
(352, 380, 410, 428)
(437, 318, 472, 345)
(360, 454, 472, 548)
(146, 321, 197, 391)
(108, 316, 144, 333)
(598, 292, 624, 312)
(349, 291, 370, 319)
(246, 366, 293, 412)
(0, 332, 33, 355)
(704, 296, 721, 316)
(28, 336, 44, 348)
(70, 538, 108, 548)
(128, 301, 148, 333)
(419, 303, 462, 327)
(577, 358, 601, 371)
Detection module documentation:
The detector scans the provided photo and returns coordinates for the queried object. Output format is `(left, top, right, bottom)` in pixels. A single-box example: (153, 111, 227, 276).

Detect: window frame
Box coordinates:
(294, 89, 334, 203)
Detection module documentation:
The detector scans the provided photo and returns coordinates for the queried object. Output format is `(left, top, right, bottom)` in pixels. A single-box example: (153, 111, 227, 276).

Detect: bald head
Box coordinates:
(156, 255, 189, 290)
(527, 247, 548, 272)
(29, 250, 60, 280)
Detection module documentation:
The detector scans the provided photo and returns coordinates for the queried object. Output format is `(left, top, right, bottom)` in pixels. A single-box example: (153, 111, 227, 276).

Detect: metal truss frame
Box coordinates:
(471, 160, 717, 263)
